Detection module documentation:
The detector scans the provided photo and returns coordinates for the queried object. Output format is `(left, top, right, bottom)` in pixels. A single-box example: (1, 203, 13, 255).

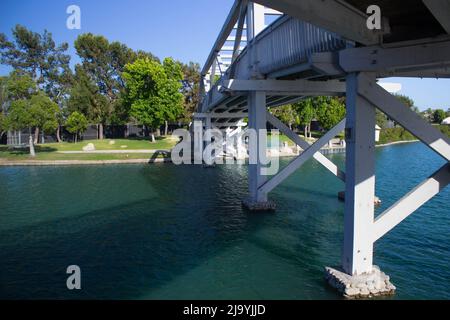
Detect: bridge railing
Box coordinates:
(200, 15, 347, 112)
(255, 15, 347, 75)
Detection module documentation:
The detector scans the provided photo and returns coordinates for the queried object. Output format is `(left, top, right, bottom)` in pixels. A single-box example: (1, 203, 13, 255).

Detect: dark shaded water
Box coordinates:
(0, 142, 449, 299)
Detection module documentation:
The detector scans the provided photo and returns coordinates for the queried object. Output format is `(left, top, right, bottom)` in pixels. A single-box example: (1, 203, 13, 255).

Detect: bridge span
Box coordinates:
(193, 0, 450, 298)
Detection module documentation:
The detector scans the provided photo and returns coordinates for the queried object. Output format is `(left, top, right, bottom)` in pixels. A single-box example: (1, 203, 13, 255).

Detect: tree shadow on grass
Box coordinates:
(0, 145, 58, 155)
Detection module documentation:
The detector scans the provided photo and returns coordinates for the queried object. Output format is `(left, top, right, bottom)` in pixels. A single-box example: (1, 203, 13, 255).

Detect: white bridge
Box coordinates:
(193, 0, 450, 298)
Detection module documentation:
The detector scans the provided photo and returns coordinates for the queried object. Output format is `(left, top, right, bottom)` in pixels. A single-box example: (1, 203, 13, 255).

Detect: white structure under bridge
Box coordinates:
(194, 0, 450, 298)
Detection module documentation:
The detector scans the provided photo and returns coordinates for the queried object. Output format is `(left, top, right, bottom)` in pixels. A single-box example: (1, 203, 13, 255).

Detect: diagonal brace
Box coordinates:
(373, 163, 450, 241)
(357, 74, 450, 161)
(259, 118, 346, 194)
(267, 112, 346, 181)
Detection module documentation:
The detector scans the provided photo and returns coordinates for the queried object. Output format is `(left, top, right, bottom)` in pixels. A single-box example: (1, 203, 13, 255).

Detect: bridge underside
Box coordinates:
(193, 0, 450, 298)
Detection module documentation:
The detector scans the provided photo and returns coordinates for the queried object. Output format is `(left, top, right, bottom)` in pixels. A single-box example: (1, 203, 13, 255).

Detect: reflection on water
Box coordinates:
(0, 142, 448, 299)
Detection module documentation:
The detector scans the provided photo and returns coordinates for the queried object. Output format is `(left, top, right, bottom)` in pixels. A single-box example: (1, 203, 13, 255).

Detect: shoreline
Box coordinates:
(0, 140, 421, 167)
(0, 158, 172, 167)
(375, 140, 419, 147)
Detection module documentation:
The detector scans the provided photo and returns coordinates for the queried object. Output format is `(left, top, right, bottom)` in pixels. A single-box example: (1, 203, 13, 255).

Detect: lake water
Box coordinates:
(0, 142, 449, 299)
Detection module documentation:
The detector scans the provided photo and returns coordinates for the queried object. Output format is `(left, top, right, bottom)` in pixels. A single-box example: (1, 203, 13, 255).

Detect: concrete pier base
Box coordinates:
(325, 266, 396, 299)
(242, 198, 276, 211)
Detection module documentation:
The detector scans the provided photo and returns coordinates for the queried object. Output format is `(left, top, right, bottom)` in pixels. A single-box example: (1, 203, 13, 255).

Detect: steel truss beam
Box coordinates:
(259, 118, 346, 194)
(340, 38, 450, 75)
(221, 79, 346, 95)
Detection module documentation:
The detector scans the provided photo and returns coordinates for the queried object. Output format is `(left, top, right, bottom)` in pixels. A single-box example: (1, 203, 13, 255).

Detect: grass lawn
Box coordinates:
(45, 137, 177, 152)
(0, 137, 177, 162)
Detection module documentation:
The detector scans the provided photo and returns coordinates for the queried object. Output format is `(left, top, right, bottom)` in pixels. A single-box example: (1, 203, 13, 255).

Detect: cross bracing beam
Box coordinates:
(221, 79, 346, 95)
(357, 74, 450, 161)
(423, 0, 450, 34)
(339, 38, 450, 75)
(266, 112, 346, 182)
(252, 0, 387, 45)
(259, 118, 346, 194)
(373, 163, 450, 242)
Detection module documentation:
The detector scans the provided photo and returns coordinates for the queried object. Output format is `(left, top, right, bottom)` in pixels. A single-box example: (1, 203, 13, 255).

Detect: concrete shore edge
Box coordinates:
(0, 140, 420, 167)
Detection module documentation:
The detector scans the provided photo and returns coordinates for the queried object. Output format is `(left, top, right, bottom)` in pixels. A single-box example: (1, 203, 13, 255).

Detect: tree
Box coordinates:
(0, 25, 72, 142)
(28, 92, 60, 144)
(0, 25, 71, 91)
(293, 99, 315, 138)
(74, 34, 156, 138)
(376, 109, 388, 129)
(315, 97, 346, 131)
(3, 72, 36, 100)
(272, 104, 297, 131)
(433, 109, 446, 124)
(395, 94, 414, 109)
(123, 57, 184, 142)
(66, 112, 88, 143)
(6, 99, 34, 155)
(3, 73, 58, 154)
(180, 61, 201, 125)
(68, 66, 108, 134)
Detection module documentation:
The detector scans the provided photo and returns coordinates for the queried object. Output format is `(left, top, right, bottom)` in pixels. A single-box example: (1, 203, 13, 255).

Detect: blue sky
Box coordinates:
(1, 0, 449, 111)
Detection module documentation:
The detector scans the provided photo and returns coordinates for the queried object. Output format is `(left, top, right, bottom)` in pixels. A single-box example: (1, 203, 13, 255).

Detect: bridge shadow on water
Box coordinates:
(0, 163, 345, 300)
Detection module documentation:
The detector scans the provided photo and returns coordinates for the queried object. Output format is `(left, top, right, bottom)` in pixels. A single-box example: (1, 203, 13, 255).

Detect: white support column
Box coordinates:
(342, 73, 376, 276)
(247, 91, 269, 204)
(325, 74, 396, 298)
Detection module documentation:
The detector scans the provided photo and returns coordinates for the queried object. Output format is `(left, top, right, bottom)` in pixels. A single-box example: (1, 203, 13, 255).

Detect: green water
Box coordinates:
(0, 142, 449, 299)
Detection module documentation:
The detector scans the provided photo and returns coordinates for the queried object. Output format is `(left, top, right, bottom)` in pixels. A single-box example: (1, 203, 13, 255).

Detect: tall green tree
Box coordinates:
(0, 25, 72, 142)
(123, 57, 184, 142)
(66, 111, 88, 143)
(74, 34, 157, 137)
(0, 25, 71, 91)
(271, 105, 297, 131)
(180, 61, 201, 125)
(28, 92, 60, 143)
(5, 93, 58, 156)
(315, 97, 346, 131)
(68, 66, 108, 136)
(293, 99, 315, 138)
(3, 72, 58, 153)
